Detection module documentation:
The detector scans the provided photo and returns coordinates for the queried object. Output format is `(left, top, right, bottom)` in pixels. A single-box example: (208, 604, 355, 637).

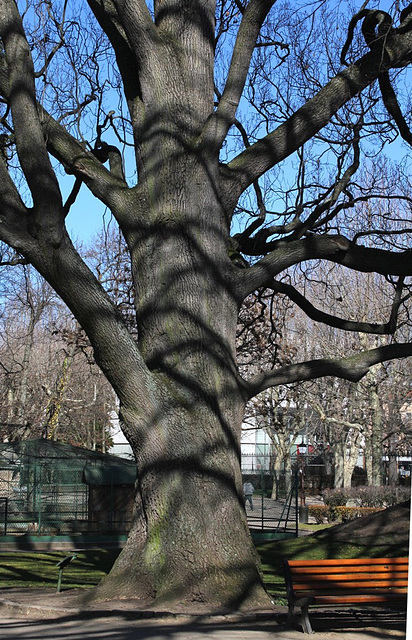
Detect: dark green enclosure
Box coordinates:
(0, 439, 136, 536)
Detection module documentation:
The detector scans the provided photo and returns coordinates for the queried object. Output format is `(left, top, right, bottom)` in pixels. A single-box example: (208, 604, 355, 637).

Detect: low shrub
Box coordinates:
(308, 505, 329, 524)
(308, 504, 384, 524)
(335, 506, 383, 522)
(322, 485, 410, 508)
(322, 488, 349, 507)
(352, 486, 410, 507)
(327, 506, 340, 522)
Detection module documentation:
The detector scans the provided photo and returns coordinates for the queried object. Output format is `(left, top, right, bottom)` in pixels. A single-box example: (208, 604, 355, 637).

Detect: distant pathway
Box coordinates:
(245, 496, 298, 531)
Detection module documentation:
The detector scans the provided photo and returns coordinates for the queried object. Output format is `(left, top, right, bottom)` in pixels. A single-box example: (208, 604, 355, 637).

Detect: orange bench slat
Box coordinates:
(287, 557, 408, 566)
(285, 557, 408, 601)
(293, 580, 408, 590)
(289, 570, 408, 580)
(308, 593, 408, 605)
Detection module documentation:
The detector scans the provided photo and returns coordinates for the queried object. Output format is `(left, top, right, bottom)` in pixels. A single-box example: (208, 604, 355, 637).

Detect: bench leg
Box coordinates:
(287, 603, 295, 627)
(300, 604, 314, 635)
(287, 603, 314, 634)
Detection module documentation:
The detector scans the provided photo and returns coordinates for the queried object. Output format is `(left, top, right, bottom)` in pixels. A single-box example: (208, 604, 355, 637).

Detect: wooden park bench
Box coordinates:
(283, 557, 408, 634)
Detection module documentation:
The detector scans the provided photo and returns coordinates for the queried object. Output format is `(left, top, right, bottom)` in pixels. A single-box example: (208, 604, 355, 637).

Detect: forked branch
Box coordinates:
(202, 0, 276, 149)
(0, 0, 62, 241)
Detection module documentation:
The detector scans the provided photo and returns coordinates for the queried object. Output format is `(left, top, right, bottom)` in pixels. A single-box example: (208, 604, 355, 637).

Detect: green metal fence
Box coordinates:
(0, 440, 300, 539)
(0, 439, 136, 536)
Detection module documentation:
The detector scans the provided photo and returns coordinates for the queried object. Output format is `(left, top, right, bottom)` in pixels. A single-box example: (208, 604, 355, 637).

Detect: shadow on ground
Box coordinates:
(0, 600, 406, 639)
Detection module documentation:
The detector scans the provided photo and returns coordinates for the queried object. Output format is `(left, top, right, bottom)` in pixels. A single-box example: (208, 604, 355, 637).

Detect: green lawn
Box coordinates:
(0, 529, 408, 602)
(0, 549, 120, 590)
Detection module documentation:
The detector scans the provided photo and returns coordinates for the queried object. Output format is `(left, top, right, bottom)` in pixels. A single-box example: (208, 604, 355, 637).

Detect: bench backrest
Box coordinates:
(284, 557, 409, 599)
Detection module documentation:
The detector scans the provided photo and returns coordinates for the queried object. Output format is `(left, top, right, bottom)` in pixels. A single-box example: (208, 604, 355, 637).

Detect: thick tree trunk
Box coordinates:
(6, 2, 272, 611)
(93, 406, 267, 610)
(86, 155, 272, 609)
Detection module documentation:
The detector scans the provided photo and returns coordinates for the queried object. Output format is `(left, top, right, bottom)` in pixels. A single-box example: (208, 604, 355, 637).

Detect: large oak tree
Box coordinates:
(1, 0, 412, 611)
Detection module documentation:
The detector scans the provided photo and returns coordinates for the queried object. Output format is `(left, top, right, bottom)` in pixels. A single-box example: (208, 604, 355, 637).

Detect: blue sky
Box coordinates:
(61, 174, 107, 246)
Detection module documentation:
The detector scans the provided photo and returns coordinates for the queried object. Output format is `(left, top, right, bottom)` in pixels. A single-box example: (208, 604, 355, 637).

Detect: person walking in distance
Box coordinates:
(243, 480, 254, 510)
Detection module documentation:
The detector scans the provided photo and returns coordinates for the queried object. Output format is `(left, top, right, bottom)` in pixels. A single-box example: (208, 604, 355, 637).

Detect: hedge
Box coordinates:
(307, 505, 383, 524)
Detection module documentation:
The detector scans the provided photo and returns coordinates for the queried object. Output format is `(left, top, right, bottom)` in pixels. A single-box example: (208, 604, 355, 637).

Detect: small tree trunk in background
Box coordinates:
(45, 349, 73, 440)
(369, 386, 383, 486)
(271, 432, 290, 500)
(343, 430, 362, 488)
(334, 438, 345, 488)
(284, 451, 293, 498)
(271, 468, 279, 500)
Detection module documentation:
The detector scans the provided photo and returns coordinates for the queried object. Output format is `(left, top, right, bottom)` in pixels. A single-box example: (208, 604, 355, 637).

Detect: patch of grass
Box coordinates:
(0, 528, 408, 602)
(299, 523, 334, 533)
(0, 549, 121, 590)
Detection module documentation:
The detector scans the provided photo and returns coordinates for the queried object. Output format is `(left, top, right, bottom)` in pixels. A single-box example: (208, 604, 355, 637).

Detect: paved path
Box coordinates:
(246, 496, 296, 531)
(0, 612, 407, 640)
(0, 615, 303, 639)
(0, 590, 407, 640)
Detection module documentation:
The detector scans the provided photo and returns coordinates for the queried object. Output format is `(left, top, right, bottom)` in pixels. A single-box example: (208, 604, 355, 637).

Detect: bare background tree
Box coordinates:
(0, 251, 116, 446)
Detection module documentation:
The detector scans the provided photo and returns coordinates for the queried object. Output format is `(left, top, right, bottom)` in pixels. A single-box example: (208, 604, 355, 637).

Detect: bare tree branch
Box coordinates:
(236, 234, 412, 299)
(34, 0, 68, 79)
(39, 108, 135, 222)
(237, 120, 362, 248)
(269, 278, 400, 335)
(245, 342, 412, 399)
(222, 26, 412, 206)
(0, 256, 28, 267)
(87, 0, 152, 103)
(86, 0, 146, 134)
(379, 71, 412, 146)
(311, 399, 363, 432)
(0, 44, 134, 230)
(341, 7, 412, 146)
(202, 0, 276, 149)
(111, 0, 157, 64)
(0, 0, 62, 241)
(0, 152, 32, 249)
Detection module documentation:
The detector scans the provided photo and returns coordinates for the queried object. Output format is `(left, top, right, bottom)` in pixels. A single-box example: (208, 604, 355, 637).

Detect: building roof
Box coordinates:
(0, 438, 136, 485)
